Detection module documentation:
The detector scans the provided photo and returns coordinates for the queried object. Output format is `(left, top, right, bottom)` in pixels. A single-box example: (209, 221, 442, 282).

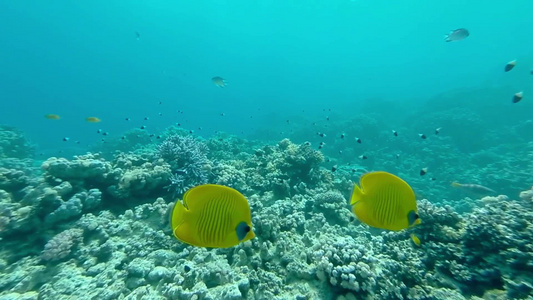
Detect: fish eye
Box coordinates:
(244, 226, 250, 232)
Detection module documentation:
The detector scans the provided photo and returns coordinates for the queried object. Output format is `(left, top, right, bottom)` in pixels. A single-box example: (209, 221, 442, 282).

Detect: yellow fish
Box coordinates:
(86, 117, 101, 123)
(170, 184, 255, 248)
(410, 233, 421, 246)
(45, 114, 60, 120)
(350, 171, 421, 231)
(212, 76, 227, 88)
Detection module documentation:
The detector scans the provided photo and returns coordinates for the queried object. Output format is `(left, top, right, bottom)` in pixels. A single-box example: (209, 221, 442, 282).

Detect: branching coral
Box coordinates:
(157, 135, 211, 196)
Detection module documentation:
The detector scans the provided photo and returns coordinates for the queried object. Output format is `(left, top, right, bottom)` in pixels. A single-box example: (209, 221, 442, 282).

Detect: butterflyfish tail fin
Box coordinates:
(170, 200, 187, 238)
(170, 200, 199, 245)
(350, 184, 364, 205)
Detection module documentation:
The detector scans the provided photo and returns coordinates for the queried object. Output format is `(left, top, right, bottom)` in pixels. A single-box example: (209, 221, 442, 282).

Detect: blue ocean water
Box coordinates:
(1, 0, 531, 150)
(1, 1, 533, 299)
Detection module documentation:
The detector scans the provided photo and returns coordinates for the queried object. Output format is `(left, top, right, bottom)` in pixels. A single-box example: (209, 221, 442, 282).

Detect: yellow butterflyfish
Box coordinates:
(170, 184, 255, 248)
(350, 171, 420, 231)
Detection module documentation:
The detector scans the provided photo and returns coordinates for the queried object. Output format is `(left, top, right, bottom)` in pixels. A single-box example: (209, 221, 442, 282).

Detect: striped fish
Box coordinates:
(350, 171, 420, 231)
(170, 184, 255, 248)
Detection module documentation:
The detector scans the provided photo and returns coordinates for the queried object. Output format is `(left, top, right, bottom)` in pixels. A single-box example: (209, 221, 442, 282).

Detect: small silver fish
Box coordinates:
(445, 28, 469, 42)
(451, 182, 496, 195)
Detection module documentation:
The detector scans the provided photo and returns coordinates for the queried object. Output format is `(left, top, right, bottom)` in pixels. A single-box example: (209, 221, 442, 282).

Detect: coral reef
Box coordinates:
(40, 228, 84, 262)
(225, 138, 329, 200)
(157, 134, 211, 196)
(0, 126, 35, 159)
(0, 129, 532, 299)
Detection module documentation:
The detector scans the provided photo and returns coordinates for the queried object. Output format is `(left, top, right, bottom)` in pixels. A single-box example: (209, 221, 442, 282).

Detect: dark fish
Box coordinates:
(135, 32, 140, 40)
(355, 137, 361, 143)
(419, 134, 427, 139)
(140, 125, 146, 129)
(103, 132, 109, 136)
(144, 117, 149, 120)
(358, 155, 367, 160)
(63, 137, 69, 142)
(504, 60, 516, 72)
(420, 168, 428, 176)
(435, 128, 441, 135)
(331, 165, 338, 172)
(340, 134, 345, 139)
(125, 118, 131, 121)
(445, 28, 469, 42)
(513, 91, 523, 103)
(392, 130, 398, 137)
(97, 129, 102, 134)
